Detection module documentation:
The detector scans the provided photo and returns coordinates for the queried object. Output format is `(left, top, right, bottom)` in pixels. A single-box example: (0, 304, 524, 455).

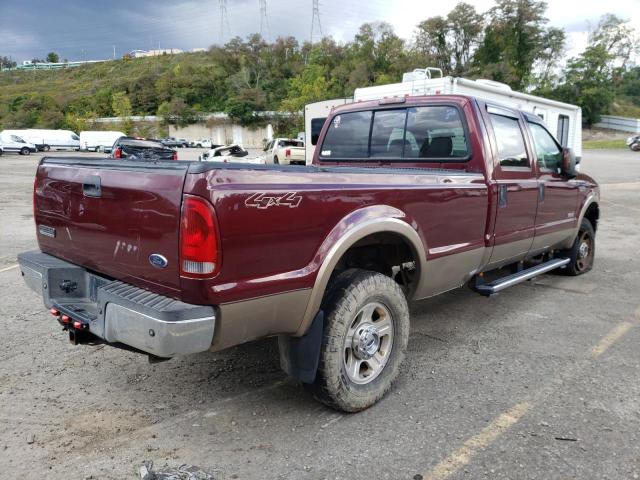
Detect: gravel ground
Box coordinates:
(0, 148, 639, 479)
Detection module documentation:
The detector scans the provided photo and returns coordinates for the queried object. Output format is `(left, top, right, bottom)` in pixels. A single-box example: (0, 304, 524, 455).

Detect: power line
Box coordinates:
(219, 0, 231, 44)
(310, 0, 323, 43)
(259, 0, 270, 41)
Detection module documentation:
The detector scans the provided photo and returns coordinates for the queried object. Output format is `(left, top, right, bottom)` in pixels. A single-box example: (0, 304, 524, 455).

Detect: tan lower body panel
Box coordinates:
(210, 288, 311, 352)
(416, 247, 486, 299)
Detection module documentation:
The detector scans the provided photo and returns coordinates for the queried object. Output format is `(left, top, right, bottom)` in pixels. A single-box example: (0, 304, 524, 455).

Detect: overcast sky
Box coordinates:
(0, 0, 638, 63)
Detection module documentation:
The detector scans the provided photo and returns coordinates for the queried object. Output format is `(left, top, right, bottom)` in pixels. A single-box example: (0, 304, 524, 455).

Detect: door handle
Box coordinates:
(499, 184, 508, 208)
(82, 175, 102, 197)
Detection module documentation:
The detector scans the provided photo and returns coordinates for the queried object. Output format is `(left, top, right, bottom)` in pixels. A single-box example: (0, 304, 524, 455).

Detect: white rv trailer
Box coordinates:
(79, 130, 126, 153)
(2, 129, 80, 151)
(304, 68, 582, 163)
(304, 98, 353, 164)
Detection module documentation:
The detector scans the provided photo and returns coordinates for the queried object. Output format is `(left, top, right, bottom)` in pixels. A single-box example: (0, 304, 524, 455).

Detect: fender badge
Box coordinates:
(245, 192, 302, 209)
(149, 254, 168, 269)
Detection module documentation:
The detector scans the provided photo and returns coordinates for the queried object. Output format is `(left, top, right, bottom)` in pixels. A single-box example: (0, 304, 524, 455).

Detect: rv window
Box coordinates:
(557, 114, 570, 147)
(489, 114, 529, 168)
(370, 109, 407, 158)
(406, 106, 469, 159)
(528, 122, 562, 171)
(311, 118, 326, 146)
(319, 111, 372, 158)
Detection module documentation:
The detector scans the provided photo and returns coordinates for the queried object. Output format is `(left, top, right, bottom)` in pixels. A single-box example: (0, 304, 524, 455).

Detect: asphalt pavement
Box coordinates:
(0, 148, 638, 479)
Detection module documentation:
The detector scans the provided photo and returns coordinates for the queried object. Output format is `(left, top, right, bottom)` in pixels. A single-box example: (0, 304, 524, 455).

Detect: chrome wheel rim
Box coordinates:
(576, 231, 594, 272)
(343, 302, 394, 385)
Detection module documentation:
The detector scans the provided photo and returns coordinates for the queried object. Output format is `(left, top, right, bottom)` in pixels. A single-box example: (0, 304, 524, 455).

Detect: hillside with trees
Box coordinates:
(0, 0, 638, 135)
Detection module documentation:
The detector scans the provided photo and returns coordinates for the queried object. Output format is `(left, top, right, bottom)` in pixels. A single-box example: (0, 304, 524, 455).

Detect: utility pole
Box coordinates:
(310, 0, 323, 44)
(113, 45, 116, 60)
(259, 0, 270, 41)
(219, 0, 231, 44)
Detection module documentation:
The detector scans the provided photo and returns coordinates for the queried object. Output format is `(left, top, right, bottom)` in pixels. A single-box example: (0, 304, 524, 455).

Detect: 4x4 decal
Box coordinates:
(245, 192, 302, 209)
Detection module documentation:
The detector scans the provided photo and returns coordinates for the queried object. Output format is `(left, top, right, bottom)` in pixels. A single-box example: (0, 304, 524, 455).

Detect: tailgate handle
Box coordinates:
(83, 175, 102, 197)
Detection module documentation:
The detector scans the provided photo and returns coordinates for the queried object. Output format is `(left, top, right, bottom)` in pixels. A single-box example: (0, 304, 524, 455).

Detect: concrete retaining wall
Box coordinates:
(169, 123, 273, 148)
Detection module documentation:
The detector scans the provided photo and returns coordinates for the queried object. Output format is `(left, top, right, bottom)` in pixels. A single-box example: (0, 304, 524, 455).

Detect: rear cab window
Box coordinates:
(319, 104, 470, 162)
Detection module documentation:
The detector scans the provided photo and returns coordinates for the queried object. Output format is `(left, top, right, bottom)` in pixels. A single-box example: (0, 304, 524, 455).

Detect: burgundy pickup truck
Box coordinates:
(19, 95, 599, 412)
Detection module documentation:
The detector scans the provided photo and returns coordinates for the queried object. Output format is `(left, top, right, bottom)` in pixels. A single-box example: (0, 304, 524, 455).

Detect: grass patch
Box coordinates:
(583, 139, 629, 149)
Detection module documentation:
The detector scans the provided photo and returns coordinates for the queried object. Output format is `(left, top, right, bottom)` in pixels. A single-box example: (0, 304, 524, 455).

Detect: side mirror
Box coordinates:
(561, 147, 577, 179)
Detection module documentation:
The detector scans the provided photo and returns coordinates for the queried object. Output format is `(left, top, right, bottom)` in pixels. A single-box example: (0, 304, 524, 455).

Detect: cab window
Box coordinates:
(406, 106, 469, 159)
(10, 135, 25, 143)
(528, 122, 562, 171)
(370, 109, 407, 158)
(320, 111, 372, 159)
(489, 114, 529, 168)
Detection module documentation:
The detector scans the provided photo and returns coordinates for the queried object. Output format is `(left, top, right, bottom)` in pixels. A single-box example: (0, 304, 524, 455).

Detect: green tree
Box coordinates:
(111, 91, 133, 133)
(157, 97, 197, 127)
(46, 52, 60, 63)
(473, 0, 553, 90)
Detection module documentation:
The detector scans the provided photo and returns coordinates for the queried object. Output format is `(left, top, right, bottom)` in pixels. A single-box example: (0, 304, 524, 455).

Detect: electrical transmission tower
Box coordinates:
(310, 0, 323, 43)
(219, 0, 231, 44)
(259, 0, 271, 41)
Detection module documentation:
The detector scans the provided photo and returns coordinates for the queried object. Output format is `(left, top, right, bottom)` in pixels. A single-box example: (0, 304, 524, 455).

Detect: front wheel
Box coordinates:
(20, 147, 30, 155)
(560, 218, 595, 275)
(631, 142, 640, 152)
(306, 269, 409, 412)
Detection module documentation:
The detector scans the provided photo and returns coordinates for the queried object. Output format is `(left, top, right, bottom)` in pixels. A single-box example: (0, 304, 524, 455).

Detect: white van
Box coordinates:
(79, 131, 126, 153)
(3, 129, 80, 151)
(0, 131, 38, 155)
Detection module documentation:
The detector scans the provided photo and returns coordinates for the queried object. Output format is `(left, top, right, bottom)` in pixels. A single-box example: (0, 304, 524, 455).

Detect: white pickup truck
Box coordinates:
(263, 138, 305, 165)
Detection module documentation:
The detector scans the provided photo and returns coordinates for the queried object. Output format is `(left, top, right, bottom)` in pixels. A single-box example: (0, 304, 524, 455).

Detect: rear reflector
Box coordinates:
(285, 148, 291, 158)
(172, 151, 178, 160)
(114, 147, 122, 159)
(179, 195, 220, 278)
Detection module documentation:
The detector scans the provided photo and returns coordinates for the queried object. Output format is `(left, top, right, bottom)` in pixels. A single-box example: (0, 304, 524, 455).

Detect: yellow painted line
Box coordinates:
(423, 402, 532, 480)
(591, 322, 633, 358)
(0, 264, 18, 273)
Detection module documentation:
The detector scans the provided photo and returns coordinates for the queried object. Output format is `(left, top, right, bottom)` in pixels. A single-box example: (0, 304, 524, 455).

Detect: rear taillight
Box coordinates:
(172, 151, 178, 160)
(285, 148, 291, 158)
(179, 195, 220, 278)
(114, 147, 122, 159)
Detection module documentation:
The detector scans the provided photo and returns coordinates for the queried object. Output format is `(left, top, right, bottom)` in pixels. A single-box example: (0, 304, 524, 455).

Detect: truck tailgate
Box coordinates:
(34, 158, 188, 296)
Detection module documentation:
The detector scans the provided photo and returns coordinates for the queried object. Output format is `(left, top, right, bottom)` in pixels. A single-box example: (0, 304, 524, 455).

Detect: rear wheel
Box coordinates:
(273, 156, 279, 164)
(560, 218, 595, 275)
(20, 147, 30, 155)
(631, 143, 640, 152)
(306, 269, 409, 412)
(43, 145, 50, 152)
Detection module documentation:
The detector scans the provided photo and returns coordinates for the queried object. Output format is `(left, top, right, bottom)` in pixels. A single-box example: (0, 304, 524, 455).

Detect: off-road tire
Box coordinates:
(559, 218, 595, 276)
(306, 269, 409, 412)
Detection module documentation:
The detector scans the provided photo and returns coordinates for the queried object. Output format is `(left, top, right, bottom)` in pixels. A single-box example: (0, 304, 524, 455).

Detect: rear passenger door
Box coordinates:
(484, 106, 538, 268)
(527, 120, 579, 252)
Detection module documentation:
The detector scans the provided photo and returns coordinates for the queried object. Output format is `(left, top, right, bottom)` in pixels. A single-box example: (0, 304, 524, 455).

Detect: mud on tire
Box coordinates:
(306, 269, 410, 412)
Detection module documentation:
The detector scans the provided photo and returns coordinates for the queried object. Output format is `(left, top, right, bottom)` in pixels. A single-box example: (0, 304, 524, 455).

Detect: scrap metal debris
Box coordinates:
(139, 461, 216, 480)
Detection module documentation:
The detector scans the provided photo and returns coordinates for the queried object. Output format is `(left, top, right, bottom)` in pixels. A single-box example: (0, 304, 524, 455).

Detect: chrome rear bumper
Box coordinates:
(18, 250, 215, 357)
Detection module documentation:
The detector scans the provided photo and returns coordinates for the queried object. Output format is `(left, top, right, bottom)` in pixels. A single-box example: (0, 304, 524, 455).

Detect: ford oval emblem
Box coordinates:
(149, 254, 168, 269)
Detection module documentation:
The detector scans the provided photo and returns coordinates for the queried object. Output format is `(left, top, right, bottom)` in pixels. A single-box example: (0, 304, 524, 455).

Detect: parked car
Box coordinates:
(161, 137, 190, 148)
(0, 131, 37, 155)
(19, 94, 599, 412)
(627, 135, 640, 151)
(111, 137, 177, 160)
(2, 129, 80, 151)
(80, 131, 126, 153)
(198, 144, 255, 162)
(0, 144, 3, 156)
(264, 138, 305, 165)
(190, 139, 216, 149)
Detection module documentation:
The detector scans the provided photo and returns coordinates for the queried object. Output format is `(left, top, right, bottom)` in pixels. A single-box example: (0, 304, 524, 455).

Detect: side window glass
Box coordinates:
(489, 114, 529, 168)
(370, 109, 407, 158)
(311, 118, 326, 146)
(406, 106, 469, 159)
(529, 122, 562, 171)
(319, 111, 372, 159)
(557, 114, 569, 147)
